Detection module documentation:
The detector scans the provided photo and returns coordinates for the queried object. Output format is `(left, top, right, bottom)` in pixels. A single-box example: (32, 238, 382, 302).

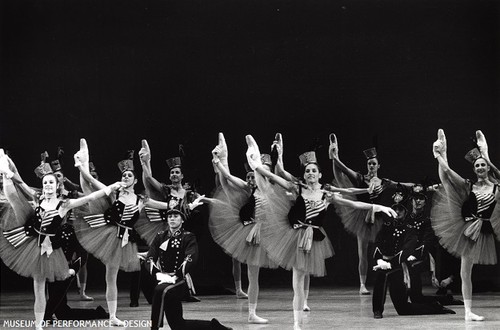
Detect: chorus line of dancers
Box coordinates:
(0, 129, 499, 330)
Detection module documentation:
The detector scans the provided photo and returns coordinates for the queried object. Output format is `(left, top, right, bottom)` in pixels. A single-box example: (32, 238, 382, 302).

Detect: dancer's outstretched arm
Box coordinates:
(323, 184, 368, 195)
(328, 193, 397, 218)
(63, 182, 125, 213)
(143, 194, 207, 210)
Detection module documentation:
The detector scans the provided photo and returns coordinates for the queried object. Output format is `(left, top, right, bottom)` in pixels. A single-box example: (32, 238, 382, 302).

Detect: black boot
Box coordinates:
(210, 318, 232, 330)
(96, 305, 110, 319)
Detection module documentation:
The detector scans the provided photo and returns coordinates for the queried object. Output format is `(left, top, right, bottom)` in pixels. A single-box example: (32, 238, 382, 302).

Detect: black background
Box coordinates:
(1, 0, 499, 291)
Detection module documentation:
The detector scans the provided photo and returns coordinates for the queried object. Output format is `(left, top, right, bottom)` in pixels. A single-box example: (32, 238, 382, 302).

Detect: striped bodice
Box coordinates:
(369, 185, 384, 200)
(304, 199, 327, 221)
(38, 208, 61, 230)
(121, 203, 139, 224)
(254, 193, 267, 210)
(475, 191, 496, 216)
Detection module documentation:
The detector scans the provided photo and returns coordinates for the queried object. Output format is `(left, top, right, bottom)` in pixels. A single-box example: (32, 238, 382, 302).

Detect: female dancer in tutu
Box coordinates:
(431, 129, 500, 321)
(245, 135, 397, 330)
(209, 133, 278, 324)
(0, 149, 124, 330)
(73, 139, 202, 325)
(329, 133, 413, 294)
(210, 136, 248, 300)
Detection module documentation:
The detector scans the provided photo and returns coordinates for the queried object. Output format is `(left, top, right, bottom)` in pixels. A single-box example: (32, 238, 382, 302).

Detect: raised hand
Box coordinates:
(373, 259, 391, 271)
(328, 133, 339, 159)
(189, 194, 206, 210)
(432, 129, 447, 160)
(475, 130, 489, 161)
(373, 204, 397, 218)
(139, 139, 151, 164)
(110, 181, 127, 191)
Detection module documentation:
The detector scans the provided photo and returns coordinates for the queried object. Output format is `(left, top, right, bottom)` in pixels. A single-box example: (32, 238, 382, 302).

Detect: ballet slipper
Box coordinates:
(465, 311, 485, 321)
(271, 133, 284, 158)
(235, 290, 248, 299)
(245, 135, 262, 170)
(0, 151, 14, 178)
(432, 129, 447, 160)
(217, 133, 229, 167)
(109, 316, 125, 326)
(475, 130, 490, 161)
(248, 314, 269, 324)
(139, 139, 151, 164)
(80, 293, 94, 301)
(359, 284, 370, 295)
(329, 133, 339, 159)
(74, 138, 90, 170)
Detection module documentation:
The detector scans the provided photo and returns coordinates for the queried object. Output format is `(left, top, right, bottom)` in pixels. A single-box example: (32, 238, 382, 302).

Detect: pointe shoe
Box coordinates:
(80, 293, 94, 301)
(217, 133, 229, 165)
(248, 314, 269, 324)
(329, 133, 339, 159)
(235, 290, 248, 299)
(433, 129, 447, 159)
(109, 316, 125, 326)
(359, 285, 371, 295)
(476, 130, 490, 161)
(74, 138, 90, 169)
(465, 311, 485, 321)
(245, 135, 262, 170)
(0, 152, 14, 178)
(303, 304, 310, 312)
(139, 139, 151, 164)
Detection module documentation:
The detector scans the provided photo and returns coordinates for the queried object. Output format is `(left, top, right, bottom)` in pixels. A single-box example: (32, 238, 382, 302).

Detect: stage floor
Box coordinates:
(1, 286, 498, 329)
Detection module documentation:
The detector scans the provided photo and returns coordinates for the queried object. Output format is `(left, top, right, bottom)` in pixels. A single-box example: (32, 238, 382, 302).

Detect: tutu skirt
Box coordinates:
(134, 208, 169, 246)
(261, 188, 334, 277)
(0, 232, 69, 281)
(431, 187, 498, 265)
(332, 170, 382, 242)
(336, 203, 382, 242)
(73, 214, 140, 272)
(0, 182, 69, 281)
(208, 186, 278, 269)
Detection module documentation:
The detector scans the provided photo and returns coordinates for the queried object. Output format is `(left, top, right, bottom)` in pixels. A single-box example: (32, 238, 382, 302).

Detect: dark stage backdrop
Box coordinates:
(1, 0, 499, 292)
